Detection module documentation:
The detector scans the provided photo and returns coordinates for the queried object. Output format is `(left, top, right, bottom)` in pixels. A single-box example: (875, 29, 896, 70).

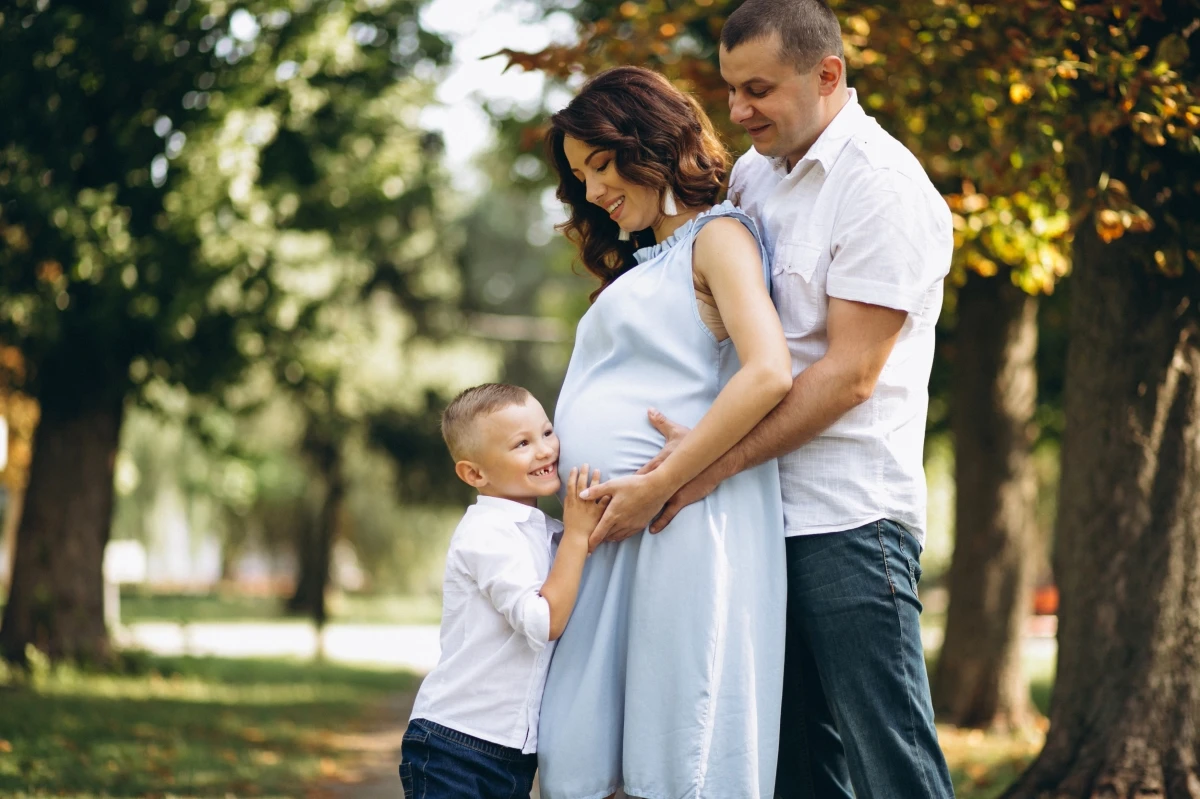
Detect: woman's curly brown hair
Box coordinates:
(547, 66, 730, 301)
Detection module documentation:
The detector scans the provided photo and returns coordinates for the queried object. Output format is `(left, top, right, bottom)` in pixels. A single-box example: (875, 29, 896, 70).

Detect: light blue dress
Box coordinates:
(538, 202, 787, 799)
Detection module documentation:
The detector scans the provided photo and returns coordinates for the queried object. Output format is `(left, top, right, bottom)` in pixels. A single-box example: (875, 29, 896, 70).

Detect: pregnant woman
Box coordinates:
(537, 66, 791, 799)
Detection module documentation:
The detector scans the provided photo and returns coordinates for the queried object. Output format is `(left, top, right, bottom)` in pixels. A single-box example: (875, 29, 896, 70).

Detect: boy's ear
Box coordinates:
(455, 459, 488, 489)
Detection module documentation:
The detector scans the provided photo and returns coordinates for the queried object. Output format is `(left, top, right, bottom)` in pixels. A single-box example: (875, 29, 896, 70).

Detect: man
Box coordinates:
(601, 0, 957, 795)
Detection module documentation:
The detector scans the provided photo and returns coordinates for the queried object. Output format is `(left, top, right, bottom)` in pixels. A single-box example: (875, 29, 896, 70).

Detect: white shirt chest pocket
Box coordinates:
(771, 239, 828, 336)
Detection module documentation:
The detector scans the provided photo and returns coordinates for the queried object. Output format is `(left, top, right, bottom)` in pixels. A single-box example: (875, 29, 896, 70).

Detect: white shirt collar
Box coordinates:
(474, 495, 563, 537)
(769, 88, 864, 176)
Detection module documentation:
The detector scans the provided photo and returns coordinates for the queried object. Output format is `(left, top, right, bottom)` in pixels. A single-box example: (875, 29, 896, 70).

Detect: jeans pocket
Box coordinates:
(403, 721, 430, 744)
(894, 524, 921, 596)
(398, 762, 414, 799)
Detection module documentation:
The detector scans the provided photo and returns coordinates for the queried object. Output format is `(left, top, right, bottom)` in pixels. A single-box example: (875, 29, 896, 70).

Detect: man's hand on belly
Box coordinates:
(635, 408, 691, 477)
(648, 466, 721, 534)
(636, 408, 713, 534)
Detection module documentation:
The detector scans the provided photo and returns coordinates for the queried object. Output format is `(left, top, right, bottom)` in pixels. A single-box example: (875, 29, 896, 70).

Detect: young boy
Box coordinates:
(399, 383, 605, 799)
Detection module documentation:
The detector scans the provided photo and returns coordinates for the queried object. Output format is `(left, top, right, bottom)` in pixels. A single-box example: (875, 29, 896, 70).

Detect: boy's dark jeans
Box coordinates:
(775, 519, 956, 799)
(399, 717, 537, 799)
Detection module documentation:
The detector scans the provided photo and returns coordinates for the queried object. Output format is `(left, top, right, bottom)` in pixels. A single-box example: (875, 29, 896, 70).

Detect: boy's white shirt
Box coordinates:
(410, 495, 563, 754)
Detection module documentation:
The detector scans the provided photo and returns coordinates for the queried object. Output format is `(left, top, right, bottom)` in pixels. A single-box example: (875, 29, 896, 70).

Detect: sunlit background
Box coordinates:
(2, 0, 1197, 796)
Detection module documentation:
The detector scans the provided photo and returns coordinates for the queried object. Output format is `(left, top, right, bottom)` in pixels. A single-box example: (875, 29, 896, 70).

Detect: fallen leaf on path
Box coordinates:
(254, 750, 281, 765)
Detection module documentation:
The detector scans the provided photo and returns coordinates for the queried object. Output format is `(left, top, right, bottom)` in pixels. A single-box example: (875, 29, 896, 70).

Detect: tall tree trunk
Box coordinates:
(934, 273, 1040, 730)
(0, 395, 124, 663)
(1003, 202, 1200, 795)
(286, 432, 344, 627)
(1, 490, 20, 592)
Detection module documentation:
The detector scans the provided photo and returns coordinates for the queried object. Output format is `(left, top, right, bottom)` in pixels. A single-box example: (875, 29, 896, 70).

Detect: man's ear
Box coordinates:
(455, 459, 488, 489)
(816, 55, 844, 95)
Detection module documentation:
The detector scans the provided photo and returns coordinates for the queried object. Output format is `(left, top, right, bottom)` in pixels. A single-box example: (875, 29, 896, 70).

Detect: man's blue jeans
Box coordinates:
(399, 718, 538, 799)
(775, 519, 955, 799)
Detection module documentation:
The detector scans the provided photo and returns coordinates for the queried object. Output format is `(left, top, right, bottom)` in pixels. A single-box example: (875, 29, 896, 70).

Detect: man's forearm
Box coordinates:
(709, 358, 862, 481)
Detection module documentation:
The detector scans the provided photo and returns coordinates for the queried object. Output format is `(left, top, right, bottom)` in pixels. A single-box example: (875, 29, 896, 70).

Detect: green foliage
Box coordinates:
(504, 0, 1200, 291)
(0, 0, 472, 419)
(1, 0, 505, 631)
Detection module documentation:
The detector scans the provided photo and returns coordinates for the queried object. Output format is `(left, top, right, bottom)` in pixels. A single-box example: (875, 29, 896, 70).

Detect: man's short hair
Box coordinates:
(721, 0, 844, 72)
(441, 383, 532, 462)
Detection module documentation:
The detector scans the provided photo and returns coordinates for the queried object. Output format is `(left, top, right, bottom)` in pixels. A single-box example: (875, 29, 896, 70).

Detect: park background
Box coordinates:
(1, 0, 1197, 797)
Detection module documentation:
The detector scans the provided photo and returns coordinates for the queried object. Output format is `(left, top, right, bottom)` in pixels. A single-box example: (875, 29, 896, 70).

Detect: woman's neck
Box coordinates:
(651, 205, 710, 244)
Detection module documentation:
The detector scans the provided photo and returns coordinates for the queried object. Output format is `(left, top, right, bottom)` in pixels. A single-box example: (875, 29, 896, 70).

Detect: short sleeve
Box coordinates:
(693, 207, 772, 291)
(826, 166, 952, 314)
(456, 522, 551, 651)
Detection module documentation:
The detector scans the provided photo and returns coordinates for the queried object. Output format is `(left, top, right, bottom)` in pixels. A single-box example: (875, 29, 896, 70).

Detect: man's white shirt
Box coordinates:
(729, 89, 953, 546)
(409, 495, 562, 753)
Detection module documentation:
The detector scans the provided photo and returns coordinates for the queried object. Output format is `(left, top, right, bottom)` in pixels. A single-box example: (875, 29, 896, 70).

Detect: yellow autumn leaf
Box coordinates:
(1010, 82, 1033, 104)
(1096, 209, 1125, 243)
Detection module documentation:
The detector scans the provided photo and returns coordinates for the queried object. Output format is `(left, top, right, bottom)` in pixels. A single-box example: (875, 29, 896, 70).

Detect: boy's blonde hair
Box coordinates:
(441, 383, 533, 462)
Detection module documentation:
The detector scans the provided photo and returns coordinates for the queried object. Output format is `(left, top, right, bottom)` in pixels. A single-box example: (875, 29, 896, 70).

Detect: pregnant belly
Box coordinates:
(555, 409, 665, 481)
(555, 382, 688, 481)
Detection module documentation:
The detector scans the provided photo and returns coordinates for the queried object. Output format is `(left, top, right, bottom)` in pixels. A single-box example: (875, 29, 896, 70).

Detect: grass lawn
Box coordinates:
(115, 589, 443, 626)
(0, 653, 416, 798)
(0, 623, 1056, 798)
(939, 643, 1057, 799)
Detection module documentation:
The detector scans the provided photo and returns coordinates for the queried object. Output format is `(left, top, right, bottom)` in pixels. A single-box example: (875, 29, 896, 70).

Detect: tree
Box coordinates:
(0, 348, 38, 592)
(997, 4, 1200, 793)
(939, 268, 1042, 730)
(0, 0, 455, 662)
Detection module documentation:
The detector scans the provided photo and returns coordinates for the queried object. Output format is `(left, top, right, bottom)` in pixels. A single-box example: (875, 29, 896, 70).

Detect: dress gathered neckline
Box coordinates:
(632, 200, 739, 264)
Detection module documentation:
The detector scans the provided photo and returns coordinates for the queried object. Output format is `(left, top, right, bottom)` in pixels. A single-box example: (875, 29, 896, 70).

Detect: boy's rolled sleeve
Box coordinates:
(460, 525, 551, 651)
(826, 166, 951, 315)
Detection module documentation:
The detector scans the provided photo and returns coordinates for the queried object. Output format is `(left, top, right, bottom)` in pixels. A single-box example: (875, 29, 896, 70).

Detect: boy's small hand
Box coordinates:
(562, 464, 608, 540)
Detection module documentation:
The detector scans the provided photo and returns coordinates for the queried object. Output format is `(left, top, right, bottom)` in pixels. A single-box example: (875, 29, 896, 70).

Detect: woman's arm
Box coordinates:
(582, 217, 792, 545)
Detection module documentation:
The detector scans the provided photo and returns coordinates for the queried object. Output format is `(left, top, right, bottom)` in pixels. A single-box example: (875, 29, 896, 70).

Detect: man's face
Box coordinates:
(719, 33, 824, 167)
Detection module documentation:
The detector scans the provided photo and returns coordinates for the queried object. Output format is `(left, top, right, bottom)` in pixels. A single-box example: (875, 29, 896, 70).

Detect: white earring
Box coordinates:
(618, 228, 631, 241)
(662, 188, 678, 216)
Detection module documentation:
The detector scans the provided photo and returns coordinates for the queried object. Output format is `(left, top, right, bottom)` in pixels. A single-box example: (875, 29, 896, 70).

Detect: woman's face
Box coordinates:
(563, 136, 662, 235)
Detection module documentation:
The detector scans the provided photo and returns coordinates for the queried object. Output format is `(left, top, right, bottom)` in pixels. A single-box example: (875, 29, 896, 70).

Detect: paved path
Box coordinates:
(307, 692, 415, 799)
(116, 621, 443, 672)
(117, 618, 1058, 673)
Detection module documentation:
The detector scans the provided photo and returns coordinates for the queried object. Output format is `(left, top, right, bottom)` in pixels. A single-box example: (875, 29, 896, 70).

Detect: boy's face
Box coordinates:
(458, 396, 561, 506)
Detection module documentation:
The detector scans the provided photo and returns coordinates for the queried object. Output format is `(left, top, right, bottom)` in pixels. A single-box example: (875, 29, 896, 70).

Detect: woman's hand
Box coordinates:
(580, 472, 676, 550)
